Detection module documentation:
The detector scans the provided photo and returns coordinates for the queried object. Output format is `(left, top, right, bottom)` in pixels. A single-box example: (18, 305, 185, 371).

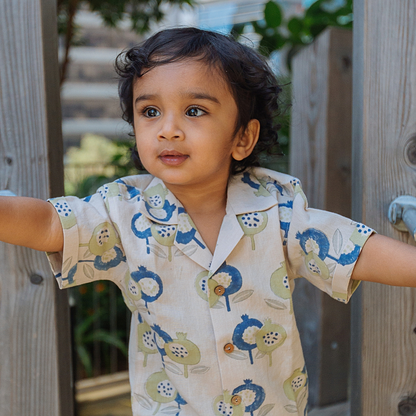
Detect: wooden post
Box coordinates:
(0, 1, 74, 415)
(351, 1, 416, 415)
(290, 27, 353, 408)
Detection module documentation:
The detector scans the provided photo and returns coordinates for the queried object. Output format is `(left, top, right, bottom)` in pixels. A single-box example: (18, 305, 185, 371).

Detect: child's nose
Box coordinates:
(157, 115, 184, 141)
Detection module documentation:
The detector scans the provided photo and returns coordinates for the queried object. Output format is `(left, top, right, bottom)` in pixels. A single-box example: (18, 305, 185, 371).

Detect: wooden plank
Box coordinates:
(290, 27, 353, 407)
(309, 401, 350, 416)
(75, 372, 131, 416)
(0, 0, 73, 415)
(76, 371, 130, 403)
(351, 0, 416, 415)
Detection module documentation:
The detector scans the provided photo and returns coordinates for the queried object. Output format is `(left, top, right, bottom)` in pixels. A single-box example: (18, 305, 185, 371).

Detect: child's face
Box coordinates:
(132, 59, 246, 192)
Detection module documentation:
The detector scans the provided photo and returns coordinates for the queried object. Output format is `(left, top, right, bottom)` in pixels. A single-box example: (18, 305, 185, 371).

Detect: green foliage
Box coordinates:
(234, 0, 353, 70)
(65, 135, 143, 198)
(70, 282, 130, 378)
(57, 0, 195, 83)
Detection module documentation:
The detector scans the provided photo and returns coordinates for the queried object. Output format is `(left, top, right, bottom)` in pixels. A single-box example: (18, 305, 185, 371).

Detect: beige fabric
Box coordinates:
(47, 167, 373, 416)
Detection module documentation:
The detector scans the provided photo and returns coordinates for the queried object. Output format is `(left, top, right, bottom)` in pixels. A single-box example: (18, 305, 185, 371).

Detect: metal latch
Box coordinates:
(0, 190, 16, 197)
(388, 196, 416, 240)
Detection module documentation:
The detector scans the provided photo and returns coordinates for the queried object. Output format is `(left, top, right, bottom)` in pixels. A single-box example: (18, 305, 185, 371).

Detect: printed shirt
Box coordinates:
(47, 167, 373, 416)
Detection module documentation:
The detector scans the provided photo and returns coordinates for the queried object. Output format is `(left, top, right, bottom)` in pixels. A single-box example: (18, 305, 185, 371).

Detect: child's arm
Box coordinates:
(0, 196, 63, 252)
(352, 233, 416, 287)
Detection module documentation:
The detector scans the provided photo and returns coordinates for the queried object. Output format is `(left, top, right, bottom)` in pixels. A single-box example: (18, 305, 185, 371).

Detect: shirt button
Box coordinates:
(214, 285, 225, 296)
(223, 343, 234, 353)
(231, 395, 242, 406)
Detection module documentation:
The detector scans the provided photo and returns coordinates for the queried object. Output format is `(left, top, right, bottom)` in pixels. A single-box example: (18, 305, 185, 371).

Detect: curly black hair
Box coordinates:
(115, 27, 283, 175)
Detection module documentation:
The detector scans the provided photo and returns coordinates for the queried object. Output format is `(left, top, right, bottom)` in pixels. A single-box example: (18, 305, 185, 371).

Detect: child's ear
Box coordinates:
(232, 119, 260, 161)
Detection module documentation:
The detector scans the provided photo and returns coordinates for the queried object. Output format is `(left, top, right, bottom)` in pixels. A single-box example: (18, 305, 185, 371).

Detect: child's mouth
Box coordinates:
(159, 150, 188, 166)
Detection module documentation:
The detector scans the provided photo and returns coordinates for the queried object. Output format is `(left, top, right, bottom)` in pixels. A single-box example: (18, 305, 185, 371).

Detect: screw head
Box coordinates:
(30, 274, 43, 285)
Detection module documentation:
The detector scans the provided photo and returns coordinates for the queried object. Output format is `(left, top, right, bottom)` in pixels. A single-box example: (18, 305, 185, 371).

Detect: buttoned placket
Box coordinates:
(137, 172, 281, 397)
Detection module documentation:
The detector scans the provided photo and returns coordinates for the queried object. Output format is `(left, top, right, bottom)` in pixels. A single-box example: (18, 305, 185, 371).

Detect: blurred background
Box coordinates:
(59, 0, 353, 414)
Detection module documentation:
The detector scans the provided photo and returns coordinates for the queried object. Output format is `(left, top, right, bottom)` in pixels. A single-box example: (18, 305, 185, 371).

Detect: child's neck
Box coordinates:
(165, 182, 228, 255)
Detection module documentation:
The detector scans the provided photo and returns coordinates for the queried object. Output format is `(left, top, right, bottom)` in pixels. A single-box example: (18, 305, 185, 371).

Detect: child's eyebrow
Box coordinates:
(183, 92, 220, 104)
(135, 94, 157, 106)
(134, 92, 220, 106)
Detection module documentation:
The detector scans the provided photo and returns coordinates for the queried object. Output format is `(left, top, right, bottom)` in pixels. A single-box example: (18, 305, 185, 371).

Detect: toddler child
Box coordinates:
(1, 27, 415, 416)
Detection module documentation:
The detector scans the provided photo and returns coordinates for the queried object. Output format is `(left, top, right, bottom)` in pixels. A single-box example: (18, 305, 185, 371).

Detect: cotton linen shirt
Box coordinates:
(47, 167, 373, 416)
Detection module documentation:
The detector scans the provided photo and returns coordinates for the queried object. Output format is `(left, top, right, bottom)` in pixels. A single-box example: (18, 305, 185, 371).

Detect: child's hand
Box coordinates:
(0, 195, 63, 252)
(352, 233, 416, 287)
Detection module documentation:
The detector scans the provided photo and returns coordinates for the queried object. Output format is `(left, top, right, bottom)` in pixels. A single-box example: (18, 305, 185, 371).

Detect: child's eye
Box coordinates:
(186, 107, 205, 117)
(143, 107, 160, 118)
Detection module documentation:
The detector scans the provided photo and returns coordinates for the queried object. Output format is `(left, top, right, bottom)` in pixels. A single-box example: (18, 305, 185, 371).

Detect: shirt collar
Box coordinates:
(138, 168, 280, 225)
(138, 176, 179, 225)
(226, 168, 280, 215)
(137, 169, 280, 272)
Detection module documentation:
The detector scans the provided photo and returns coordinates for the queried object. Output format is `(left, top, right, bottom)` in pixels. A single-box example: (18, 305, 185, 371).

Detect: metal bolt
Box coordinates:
(30, 274, 43, 285)
(398, 395, 416, 416)
(390, 203, 402, 224)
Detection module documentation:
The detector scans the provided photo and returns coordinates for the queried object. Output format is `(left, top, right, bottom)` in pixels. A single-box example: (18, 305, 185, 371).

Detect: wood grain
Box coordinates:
(290, 27, 353, 407)
(351, 0, 416, 414)
(0, 0, 73, 415)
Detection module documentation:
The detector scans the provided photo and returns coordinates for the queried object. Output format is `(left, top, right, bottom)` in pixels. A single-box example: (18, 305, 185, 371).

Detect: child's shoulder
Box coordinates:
(234, 167, 301, 200)
(112, 173, 155, 189)
(93, 173, 155, 203)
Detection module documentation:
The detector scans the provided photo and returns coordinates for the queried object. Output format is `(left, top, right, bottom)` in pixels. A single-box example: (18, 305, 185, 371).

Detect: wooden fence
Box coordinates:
(0, 0, 73, 415)
(351, 0, 416, 414)
(290, 26, 353, 409)
(1, 0, 416, 415)
(290, 1, 416, 412)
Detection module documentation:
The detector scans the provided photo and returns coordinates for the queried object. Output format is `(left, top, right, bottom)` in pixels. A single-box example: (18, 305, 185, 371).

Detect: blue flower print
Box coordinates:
(212, 391, 245, 416)
(283, 366, 308, 411)
(237, 212, 268, 250)
(296, 225, 373, 278)
(52, 198, 77, 229)
(176, 207, 205, 248)
(211, 262, 243, 312)
(137, 313, 158, 366)
(258, 176, 284, 197)
(98, 182, 120, 200)
(336, 223, 373, 265)
(232, 315, 263, 364)
(145, 199, 176, 221)
(232, 379, 266, 416)
(77, 222, 126, 273)
(131, 212, 152, 254)
(62, 264, 77, 285)
(151, 324, 173, 362)
(131, 266, 163, 308)
(195, 263, 244, 311)
(278, 200, 293, 243)
(144, 369, 188, 414)
(296, 228, 330, 260)
(151, 224, 177, 261)
(93, 245, 126, 270)
(241, 172, 270, 197)
(143, 183, 176, 221)
(116, 178, 141, 200)
(290, 178, 308, 204)
(296, 228, 331, 280)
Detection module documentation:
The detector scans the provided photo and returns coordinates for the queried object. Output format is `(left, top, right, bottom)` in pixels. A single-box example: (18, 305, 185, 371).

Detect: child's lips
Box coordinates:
(159, 150, 188, 166)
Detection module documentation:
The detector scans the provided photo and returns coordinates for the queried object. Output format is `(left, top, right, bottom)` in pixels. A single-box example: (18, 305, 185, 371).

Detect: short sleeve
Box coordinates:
(285, 182, 374, 303)
(46, 184, 128, 289)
